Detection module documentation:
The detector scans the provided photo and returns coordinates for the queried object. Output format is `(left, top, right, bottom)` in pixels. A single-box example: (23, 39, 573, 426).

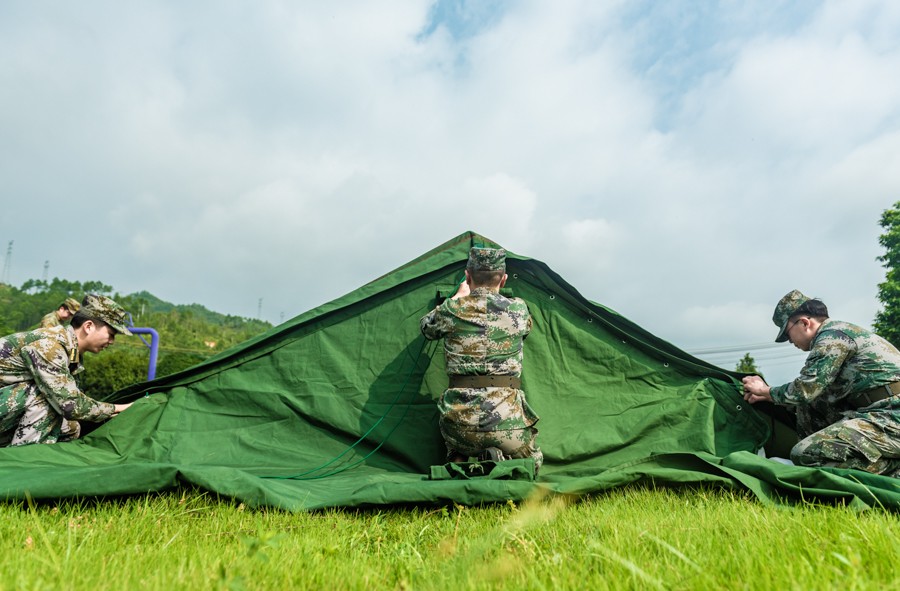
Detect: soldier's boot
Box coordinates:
(882, 459, 900, 479)
(479, 447, 506, 462)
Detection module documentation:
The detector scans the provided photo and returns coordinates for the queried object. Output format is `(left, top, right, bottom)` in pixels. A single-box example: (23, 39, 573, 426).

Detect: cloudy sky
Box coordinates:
(2, 0, 900, 386)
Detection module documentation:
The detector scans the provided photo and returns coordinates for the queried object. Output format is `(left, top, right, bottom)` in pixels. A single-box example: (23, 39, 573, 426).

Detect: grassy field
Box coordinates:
(1, 485, 898, 591)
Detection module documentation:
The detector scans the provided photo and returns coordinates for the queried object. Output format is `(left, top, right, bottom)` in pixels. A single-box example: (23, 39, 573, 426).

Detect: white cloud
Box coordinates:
(678, 301, 777, 345)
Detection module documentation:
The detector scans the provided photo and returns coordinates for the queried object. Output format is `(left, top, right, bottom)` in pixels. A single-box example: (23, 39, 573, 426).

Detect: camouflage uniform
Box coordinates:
(40, 297, 81, 329)
(420, 248, 542, 469)
(40, 311, 62, 329)
(0, 294, 130, 446)
(769, 290, 900, 475)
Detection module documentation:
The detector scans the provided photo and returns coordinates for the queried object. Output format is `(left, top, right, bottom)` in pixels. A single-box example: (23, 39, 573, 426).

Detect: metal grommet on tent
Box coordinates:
(663, 363, 669, 367)
(587, 318, 593, 323)
(512, 273, 518, 279)
(549, 294, 555, 300)
(736, 405, 742, 411)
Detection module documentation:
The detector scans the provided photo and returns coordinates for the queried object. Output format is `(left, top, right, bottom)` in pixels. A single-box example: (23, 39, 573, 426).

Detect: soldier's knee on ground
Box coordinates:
(790, 432, 851, 466)
(791, 419, 896, 473)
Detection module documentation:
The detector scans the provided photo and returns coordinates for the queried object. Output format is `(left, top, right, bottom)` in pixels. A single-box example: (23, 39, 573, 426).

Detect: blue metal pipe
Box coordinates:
(128, 327, 160, 381)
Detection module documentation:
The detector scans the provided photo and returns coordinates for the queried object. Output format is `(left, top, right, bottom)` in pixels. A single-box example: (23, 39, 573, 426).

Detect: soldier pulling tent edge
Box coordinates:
(420, 247, 543, 472)
(0, 294, 133, 446)
(743, 289, 900, 476)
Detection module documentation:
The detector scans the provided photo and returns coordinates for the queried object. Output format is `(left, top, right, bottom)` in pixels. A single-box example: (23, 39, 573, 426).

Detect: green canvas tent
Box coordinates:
(2, 231, 899, 510)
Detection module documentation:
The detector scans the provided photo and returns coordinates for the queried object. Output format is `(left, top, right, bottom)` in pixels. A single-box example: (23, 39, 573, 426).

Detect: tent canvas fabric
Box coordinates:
(2, 231, 899, 511)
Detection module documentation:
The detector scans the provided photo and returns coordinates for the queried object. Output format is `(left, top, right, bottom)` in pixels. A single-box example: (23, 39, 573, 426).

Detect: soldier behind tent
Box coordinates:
(743, 289, 900, 476)
(420, 247, 543, 471)
(40, 297, 81, 328)
(0, 294, 133, 446)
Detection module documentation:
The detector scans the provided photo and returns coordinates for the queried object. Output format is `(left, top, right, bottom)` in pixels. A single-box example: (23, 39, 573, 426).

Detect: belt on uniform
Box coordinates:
(848, 381, 900, 408)
(448, 375, 521, 389)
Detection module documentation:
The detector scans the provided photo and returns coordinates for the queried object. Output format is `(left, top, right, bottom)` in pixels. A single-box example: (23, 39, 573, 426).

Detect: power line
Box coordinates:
(687, 342, 785, 356)
(686, 340, 807, 377)
(694, 345, 804, 360)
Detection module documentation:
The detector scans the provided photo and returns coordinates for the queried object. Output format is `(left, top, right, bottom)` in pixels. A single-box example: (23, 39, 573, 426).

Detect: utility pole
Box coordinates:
(257, 298, 263, 320)
(1, 241, 12, 285)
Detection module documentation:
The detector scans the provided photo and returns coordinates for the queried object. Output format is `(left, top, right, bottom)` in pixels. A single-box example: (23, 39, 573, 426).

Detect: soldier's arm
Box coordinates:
(510, 298, 532, 339)
(451, 281, 470, 300)
(420, 299, 459, 341)
(20, 344, 116, 422)
(770, 331, 855, 406)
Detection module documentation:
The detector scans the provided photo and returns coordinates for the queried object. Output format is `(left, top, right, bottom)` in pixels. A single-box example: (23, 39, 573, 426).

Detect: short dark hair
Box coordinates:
(71, 311, 111, 332)
(468, 269, 505, 287)
(791, 298, 829, 320)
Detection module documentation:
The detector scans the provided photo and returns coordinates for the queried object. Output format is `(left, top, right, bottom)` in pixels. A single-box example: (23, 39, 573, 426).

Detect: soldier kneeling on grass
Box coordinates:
(0, 294, 133, 446)
(743, 289, 900, 476)
(420, 247, 542, 472)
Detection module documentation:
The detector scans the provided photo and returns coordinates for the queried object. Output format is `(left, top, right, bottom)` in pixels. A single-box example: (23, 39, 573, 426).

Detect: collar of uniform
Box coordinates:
(470, 287, 497, 295)
(808, 318, 838, 350)
(65, 325, 82, 366)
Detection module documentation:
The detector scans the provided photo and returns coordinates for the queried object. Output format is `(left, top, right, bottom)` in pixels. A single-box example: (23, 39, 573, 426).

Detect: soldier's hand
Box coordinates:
(112, 403, 132, 416)
(742, 375, 772, 404)
(452, 280, 471, 299)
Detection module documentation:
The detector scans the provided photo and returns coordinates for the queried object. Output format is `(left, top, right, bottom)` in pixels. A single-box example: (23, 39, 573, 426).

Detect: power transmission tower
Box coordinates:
(1, 241, 12, 285)
(257, 298, 263, 320)
(42, 260, 49, 282)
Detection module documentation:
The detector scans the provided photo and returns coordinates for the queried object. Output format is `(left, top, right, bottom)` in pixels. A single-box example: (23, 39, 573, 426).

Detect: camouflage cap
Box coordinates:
(466, 247, 506, 272)
(773, 289, 811, 343)
(62, 297, 81, 314)
(81, 294, 133, 336)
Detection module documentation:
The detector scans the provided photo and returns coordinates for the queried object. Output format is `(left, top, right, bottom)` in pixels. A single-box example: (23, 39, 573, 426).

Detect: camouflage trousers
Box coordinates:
(438, 386, 543, 469)
(791, 416, 900, 476)
(439, 418, 543, 469)
(0, 382, 80, 447)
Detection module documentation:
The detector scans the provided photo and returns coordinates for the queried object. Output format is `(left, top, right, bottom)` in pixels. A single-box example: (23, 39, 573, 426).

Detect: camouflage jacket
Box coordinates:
(40, 311, 61, 329)
(420, 287, 532, 377)
(420, 287, 538, 431)
(0, 325, 115, 421)
(770, 320, 900, 419)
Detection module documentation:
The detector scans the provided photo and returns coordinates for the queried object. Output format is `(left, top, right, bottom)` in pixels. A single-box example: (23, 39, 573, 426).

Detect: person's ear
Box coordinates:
(465, 269, 473, 285)
(499, 273, 508, 288)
